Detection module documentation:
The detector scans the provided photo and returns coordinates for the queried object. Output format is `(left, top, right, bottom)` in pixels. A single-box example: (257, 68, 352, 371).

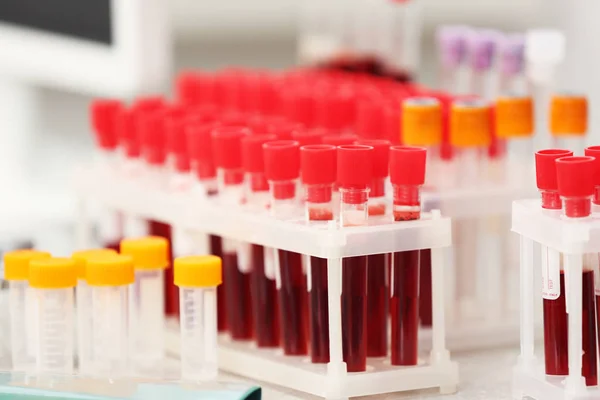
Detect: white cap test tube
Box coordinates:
(28, 257, 77, 374)
(86, 254, 134, 377)
(120, 236, 170, 373)
(174, 255, 222, 382)
(5, 250, 51, 371)
(71, 248, 117, 375)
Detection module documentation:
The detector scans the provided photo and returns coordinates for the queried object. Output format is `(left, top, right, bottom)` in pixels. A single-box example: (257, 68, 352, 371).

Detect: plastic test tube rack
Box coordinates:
(512, 199, 600, 400)
(73, 162, 458, 399)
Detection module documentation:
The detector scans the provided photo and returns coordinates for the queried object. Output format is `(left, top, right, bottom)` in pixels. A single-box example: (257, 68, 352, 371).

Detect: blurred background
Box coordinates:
(0, 0, 589, 255)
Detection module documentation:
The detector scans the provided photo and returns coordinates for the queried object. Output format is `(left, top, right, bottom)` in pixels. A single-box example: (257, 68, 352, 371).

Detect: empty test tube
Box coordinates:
(28, 257, 77, 374)
(337, 144, 374, 372)
(5, 250, 51, 371)
(498, 34, 526, 95)
(120, 236, 170, 372)
(389, 146, 427, 366)
(301, 144, 337, 363)
(175, 255, 222, 382)
(549, 94, 588, 156)
(86, 254, 134, 377)
(72, 248, 118, 375)
(436, 26, 468, 93)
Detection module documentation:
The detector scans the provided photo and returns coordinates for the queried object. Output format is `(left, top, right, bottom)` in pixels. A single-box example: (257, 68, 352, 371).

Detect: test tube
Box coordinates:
(71, 248, 117, 375)
(449, 99, 492, 319)
(355, 139, 390, 357)
(389, 146, 426, 365)
(5, 250, 51, 371)
(241, 134, 280, 348)
(436, 26, 468, 93)
(401, 97, 443, 328)
(498, 34, 526, 95)
(585, 146, 600, 355)
(337, 144, 373, 372)
(120, 236, 170, 372)
(526, 30, 566, 151)
(553, 155, 598, 386)
(263, 140, 309, 355)
(301, 144, 337, 363)
(549, 94, 588, 156)
(175, 255, 222, 382)
(28, 257, 77, 373)
(187, 121, 227, 332)
(467, 30, 499, 101)
(212, 126, 254, 340)
(86, 254, 134, 377)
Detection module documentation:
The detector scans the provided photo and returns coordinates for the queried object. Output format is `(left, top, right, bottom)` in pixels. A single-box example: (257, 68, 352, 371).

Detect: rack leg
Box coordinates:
(429, 247, 450, 365)
(517, 236, 535, 370)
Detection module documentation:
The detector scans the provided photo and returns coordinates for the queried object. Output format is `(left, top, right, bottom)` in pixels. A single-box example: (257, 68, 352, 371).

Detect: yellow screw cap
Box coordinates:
(550, 94, 588, 137)
(495, 95, 534, 139)
(174, 255, 222, 288)
(86, 254, 135, 286)
(450, 99, 492, 147)
(29, 257, 77, 289)
(402, 97, 443, 146)
(72, 249, 118, 279)
(120, 236, 170, 270)
(4, 250, 51, 281)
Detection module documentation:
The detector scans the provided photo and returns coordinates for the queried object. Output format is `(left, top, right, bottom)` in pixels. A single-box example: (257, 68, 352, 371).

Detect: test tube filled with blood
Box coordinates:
(553, 155, 598, 386)
(301, 144, 337, 363)
(242, 134, 281, 347)
(187, 120, 228, 332)
(389, 146, 427, 366)
(401, 97, 443, 328)
(263, 140, 309, 356)
(337, 144, 374, 372)
(355, 139, 390, 357)
(212, 126, 254, 340)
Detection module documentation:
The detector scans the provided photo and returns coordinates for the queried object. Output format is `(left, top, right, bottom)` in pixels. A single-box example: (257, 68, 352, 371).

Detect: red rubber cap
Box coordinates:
(301, 144, 337, 185)
(266, 118, 304, 140)
(134, 96, 165, 111)
(187, 121, 219, 179)
(585, 146, 600, 186)
(535, 149, 573, 190)
(263, 140, 301, 181)
(116, 107, 139, 158)
(165, 105, 191, 171)
(138, 108, 168, 165)
(317, 89, 354, 131)
(283, 87, 315, 126)
(355, 139, 390, 178)
(90, 99, 122, 150)
(322, 134, 359, 147)
(242, 134, 277, 173)
(337, 145, 374, 188)
(212, 126, 250, 170)
(292, 128, 325, 146)
(355, 96, 385, 140)
(176, 71, 201, 105)
(389, 146, 427, 186)
(556, 156, 595, 197)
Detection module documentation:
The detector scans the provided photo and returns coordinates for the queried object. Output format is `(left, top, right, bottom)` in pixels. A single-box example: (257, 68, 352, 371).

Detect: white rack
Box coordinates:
(512, 199, 600, 400)
(73, 164, 458, 399)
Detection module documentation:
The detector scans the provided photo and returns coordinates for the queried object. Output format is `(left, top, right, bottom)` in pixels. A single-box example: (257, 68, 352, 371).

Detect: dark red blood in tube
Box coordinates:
(278, 249, 309, 355)
(209, 234, 227, 332)
(544, 271, 597, 386)
(419, 249, 433, 327)
(341, 256, 368, 372)
(390, 249, 420, 366)
(148, 220, 177, 317)
(366, 253, 389, 357)
(223, 251, 254, 340)
(104, 240, 121, 253)
(309, 256, 329, 363)
(251, 244, 280, 347)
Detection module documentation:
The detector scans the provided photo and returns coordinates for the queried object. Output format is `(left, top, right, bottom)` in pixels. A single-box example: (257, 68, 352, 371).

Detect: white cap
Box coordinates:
(525, 29, 566, 84)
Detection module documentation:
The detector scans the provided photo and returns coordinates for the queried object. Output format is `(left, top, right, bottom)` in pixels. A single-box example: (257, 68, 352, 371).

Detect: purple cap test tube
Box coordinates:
(500, 33, 525, 76)
(468, 29, 500, 72)
(436, 26, 468, 69)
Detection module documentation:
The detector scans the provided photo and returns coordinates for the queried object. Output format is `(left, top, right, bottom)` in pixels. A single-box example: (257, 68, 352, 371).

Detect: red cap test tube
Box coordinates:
(337, 145, 373, 372)
(263, 140, 309, 356)
(584, 146, 600, 207)
(301, 144, 336, 363)
(535, 149, 573, 210)
(212, 126, 254, 340)
(389, 146, 427, 366)
(555, 156, 595, 219)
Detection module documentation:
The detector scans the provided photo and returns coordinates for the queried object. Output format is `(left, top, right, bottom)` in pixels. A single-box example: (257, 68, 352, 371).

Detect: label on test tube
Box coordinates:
(264, 247, 276, 280)
(541, 247, 561, 300)
(124, 216, 149, 237)
(98, 208, 121, 243)
(237, 242, 252, 273)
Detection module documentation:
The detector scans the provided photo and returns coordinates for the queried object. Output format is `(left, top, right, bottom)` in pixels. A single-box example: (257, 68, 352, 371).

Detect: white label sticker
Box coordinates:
(124, 215, 149, 237)
(237, 242, 252, 274)
(172, 228, 195, 257)
(264, 247, 276, 281)
(541, 247, 561, 300)
(98, 208, 121, 242)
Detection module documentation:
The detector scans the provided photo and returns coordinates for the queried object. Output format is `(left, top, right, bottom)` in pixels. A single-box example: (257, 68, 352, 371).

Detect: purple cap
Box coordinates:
(468, 30, 500, 71)
(500, 34, 525, 76)
(437, 26, 468, 68)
